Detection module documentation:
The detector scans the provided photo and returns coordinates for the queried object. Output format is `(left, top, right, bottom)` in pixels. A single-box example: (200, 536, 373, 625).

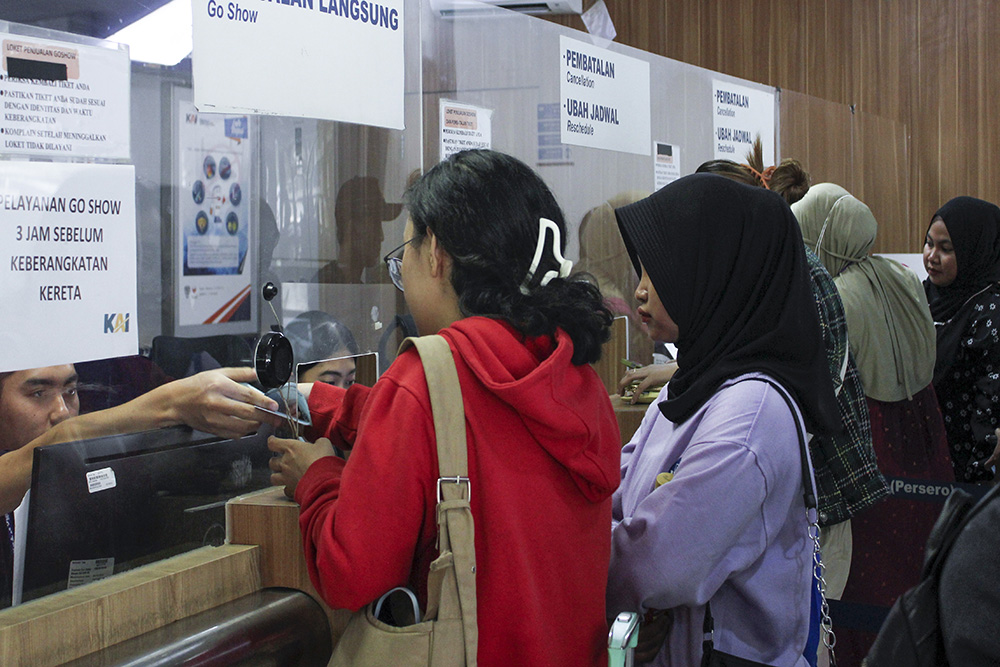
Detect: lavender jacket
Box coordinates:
(608, 373, 813, 667)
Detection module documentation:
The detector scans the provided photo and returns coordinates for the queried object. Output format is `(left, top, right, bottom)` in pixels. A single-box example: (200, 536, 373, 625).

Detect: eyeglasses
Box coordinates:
(383, 237, 416, 292)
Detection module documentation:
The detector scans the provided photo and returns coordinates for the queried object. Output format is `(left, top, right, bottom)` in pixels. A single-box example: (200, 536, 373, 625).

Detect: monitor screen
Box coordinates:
(17, 424, 275, 604)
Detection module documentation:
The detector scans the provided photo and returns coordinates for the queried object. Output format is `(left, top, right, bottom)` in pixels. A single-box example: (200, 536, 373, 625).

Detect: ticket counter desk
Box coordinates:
(612, 398, 647, 446)
(593, 315, 653, 446)
(0, 329, 643, 664)
(0, 487, 344, 666)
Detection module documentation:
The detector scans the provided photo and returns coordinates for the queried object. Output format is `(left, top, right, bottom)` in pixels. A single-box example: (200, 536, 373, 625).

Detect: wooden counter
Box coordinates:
(226, 486, 352, 644)
(612, 395, 650, 446)
(0, 544, 261, 666)
(0, 486, 350, 665)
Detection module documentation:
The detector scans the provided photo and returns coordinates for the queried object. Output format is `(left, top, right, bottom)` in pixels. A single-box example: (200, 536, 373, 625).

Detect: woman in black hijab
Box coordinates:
(618, 173, 840, 434)
(607, 174, 838, 666)
(923, 196, 1000, 482)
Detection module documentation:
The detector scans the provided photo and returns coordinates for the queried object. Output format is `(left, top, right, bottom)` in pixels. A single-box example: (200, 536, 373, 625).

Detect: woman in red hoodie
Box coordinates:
(268, 149, 621, 666)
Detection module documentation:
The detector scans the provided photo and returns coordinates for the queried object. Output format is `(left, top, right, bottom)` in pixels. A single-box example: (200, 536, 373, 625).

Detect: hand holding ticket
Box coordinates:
(254, 404, 310, 427)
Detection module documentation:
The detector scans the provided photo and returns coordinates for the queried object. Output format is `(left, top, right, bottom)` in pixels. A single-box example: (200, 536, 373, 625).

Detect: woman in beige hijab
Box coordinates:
(792, 183, 953, 663)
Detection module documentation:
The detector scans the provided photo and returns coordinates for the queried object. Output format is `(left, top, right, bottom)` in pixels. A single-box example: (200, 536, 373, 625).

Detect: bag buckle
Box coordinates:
(437, 476, 470, 503)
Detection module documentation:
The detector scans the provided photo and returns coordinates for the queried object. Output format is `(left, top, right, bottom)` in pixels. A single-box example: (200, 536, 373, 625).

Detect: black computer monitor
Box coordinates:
(18, 424, 275, 604)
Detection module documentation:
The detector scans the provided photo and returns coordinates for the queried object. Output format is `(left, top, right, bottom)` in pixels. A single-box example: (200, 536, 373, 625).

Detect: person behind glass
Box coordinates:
(284, 310, 359, 388)
(793, 183, 953, 664)
(607, 174, 842, 666)
(267, 149, 621, 666)
(924, 196, 1000, 482)
(0, 364, 281, 608)
(316, 176, 403, 284)
(576, 191, 655, 366)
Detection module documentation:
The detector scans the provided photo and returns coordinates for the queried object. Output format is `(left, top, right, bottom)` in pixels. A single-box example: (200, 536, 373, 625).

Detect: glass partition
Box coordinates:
(1, 1, 794, 605)
(419, 2, 777, 361)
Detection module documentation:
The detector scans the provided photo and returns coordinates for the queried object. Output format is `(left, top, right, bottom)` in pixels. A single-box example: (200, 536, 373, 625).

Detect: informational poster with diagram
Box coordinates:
(0, 31, 130, 159)
(0, 161, 137, 371)
(175, 95, 253, 328)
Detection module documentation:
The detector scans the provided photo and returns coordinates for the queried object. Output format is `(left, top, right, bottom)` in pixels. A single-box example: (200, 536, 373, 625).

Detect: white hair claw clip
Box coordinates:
(520, 217, 573, 295)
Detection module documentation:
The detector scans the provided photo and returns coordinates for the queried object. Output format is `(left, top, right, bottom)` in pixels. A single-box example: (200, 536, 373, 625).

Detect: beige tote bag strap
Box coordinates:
(400, 335, 478, 666)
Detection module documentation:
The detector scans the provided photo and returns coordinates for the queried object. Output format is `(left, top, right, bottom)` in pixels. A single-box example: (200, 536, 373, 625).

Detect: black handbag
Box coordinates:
(700, 601, 773, 667)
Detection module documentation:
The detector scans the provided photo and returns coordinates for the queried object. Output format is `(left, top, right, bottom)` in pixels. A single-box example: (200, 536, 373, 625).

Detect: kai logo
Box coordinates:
(104, 313, 130, 334)
(186, 113, 198, 124)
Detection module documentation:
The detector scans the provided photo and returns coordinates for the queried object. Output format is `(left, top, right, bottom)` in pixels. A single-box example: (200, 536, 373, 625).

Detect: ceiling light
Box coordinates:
(106, 0, 192, 66)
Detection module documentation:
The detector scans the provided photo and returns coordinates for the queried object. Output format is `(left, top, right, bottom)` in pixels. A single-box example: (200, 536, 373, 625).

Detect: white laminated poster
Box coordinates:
(559, 35, 650, 156)
(175, 96, 254, 328)
(712, 80, 776, 164)
(191, 0, 403, 129)
(653, 141, 680, 190)
(439, 100, 492, 162)
(0, 32, 130, 159)
(0, 161, 138, 372)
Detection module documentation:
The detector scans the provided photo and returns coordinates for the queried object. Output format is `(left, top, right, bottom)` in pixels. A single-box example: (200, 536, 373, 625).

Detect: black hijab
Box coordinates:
(615, 173, 840, 436)
(924, 196, 1000, 383)
(924, 196, 1000, 323)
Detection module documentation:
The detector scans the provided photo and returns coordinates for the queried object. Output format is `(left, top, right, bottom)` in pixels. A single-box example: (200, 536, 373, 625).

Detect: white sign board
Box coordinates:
(653, 141, 680, 190)
(0, 162, 138, 372)
(175, 97, 254, 328)
(192, 0, 404, 129)
(712, 80, 775, 164)
(0, 33, 131, 159)
(877, 253, 927, 282)
(439, 100, 492, 162)
(559, 35, 650, 156)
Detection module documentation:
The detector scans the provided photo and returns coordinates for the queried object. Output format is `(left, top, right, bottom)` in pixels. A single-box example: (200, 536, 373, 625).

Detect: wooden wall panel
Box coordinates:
(765, 1, 805, 93)
(853, 110, 912, 253)
(778, 89, 853, 193)
(549, 0, 1000, 253)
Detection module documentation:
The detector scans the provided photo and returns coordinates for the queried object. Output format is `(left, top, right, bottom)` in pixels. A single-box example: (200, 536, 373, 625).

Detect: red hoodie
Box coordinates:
(296, 316, 620, 667)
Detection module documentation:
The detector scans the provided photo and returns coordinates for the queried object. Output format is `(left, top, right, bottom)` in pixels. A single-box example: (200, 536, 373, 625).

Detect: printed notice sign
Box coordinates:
(0, 162, 137, 372)
(712, 80, 775, 164)
(653, 141, 680, 190)
(0, 33, 130, 159)
(559, 35, 650, 156)
(192, 0, 403, 129)
(439, 100, 492, 162)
